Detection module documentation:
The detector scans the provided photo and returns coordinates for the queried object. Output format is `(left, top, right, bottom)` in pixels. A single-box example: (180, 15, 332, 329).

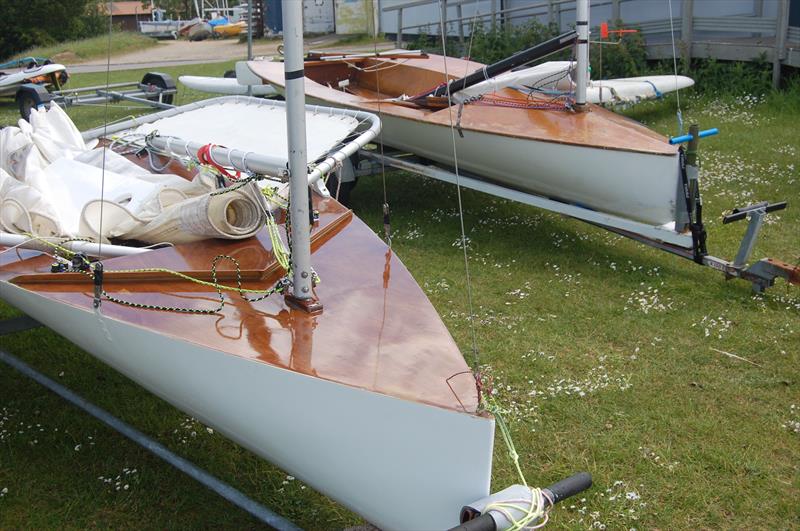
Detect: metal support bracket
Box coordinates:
(357, 148, 797, 294)
(713, 200, 797, 292)
(732, 208, 765, 268)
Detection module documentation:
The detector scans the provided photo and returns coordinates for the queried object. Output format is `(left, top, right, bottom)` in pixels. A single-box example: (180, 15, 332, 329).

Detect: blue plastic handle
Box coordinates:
(669, 128, 720, 145)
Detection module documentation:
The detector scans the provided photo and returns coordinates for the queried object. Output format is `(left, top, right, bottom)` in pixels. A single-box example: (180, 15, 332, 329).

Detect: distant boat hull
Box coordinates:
(0, 63, 67, 97)
(139, 20, 180, 39)
(188, 22, 213, 41)
(214, 21, 246, 38)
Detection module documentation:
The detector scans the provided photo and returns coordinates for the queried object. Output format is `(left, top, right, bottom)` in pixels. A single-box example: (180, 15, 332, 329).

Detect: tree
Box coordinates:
(0, 0, 105, 60)
(144, 0, 198, 20)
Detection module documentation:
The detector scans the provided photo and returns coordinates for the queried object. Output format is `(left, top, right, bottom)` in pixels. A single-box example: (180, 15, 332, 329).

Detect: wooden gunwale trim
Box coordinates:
(9, 209, 353, 287)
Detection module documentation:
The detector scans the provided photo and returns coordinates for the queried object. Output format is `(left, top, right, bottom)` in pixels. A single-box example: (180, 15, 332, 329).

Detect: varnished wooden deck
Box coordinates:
(0, 162, 480, 414)
(249, 54, 677, 156)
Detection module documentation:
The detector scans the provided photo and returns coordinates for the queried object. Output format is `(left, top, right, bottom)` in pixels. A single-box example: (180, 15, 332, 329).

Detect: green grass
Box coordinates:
(11, 32, 158, 64)
(1, 69, 799, 530)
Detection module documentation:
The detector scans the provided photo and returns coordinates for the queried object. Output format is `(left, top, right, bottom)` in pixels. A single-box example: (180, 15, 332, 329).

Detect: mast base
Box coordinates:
(284, 294, 324, 314)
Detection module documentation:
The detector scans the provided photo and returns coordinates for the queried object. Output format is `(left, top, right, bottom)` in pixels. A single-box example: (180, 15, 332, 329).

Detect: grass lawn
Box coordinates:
(0, 65, 798, 529)
(10, 32, 158, 64)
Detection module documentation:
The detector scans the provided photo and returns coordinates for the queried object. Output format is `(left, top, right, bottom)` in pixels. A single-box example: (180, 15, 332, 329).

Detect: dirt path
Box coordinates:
(69, 36, 394, 73)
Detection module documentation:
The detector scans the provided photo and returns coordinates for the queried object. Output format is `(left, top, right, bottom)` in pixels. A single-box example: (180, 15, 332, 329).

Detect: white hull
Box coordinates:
(586, 75, 696, 105)
(307, 95, 681, 225)
(179, 75, 277, 97)
(388, 115, 680, 225)
(1, 282, 494, 530)
(0, 63, 66, 97)
(139, 20, 181, 38)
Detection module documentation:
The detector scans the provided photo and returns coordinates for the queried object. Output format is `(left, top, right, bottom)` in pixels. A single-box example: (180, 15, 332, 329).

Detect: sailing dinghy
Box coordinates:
(1, 3, 595, 528)
(248, 37, 687, 230)
(0, 94, 501, 529)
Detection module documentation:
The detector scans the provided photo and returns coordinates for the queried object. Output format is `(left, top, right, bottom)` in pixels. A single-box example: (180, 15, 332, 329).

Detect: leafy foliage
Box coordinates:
(590, 29, 648, 79)
(410, 19, 790, 98)
(147, 0, 196, 20)
(0, 0, 106, 61)
(410, 19, 563, 63)
(467, 20, 560, 64)
(682, 56, 774, 95)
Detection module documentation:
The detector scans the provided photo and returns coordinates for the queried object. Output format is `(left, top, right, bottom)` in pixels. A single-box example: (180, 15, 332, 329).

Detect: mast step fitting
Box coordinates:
(284, 294, 323, 314)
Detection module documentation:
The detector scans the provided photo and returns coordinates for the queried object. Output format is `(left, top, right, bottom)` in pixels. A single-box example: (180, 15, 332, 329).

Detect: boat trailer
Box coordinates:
(353, 126, 798, 294)
(15, 72, 177, 121)
(0, 315, 300, 531)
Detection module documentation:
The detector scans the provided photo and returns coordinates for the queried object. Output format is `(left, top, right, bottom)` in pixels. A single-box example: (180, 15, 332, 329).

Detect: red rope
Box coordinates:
(472, 94, 573, 111)
(197, 144, 241, 181)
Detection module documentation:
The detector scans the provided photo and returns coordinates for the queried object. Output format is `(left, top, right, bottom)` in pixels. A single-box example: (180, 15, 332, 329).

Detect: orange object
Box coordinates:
(600, 21, 638, 40)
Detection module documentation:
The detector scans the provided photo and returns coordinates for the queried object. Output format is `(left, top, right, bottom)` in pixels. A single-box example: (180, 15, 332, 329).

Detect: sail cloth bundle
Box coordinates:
(454, 60, 694, 107)
(0, 105, 265, 244)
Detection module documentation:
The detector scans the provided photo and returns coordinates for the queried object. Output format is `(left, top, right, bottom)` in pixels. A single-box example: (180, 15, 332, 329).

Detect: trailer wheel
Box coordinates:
(15, 84, 52, 121)
(141, 72, 176, 105)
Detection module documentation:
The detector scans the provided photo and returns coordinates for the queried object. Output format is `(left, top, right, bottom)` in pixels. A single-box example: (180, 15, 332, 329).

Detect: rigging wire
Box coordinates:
(667, 0, 684, 134)
(373, 23, 391, 244)
(96, 0, 114, 259)
(436, 1, 480, 370)
(439, 9, 552, 524)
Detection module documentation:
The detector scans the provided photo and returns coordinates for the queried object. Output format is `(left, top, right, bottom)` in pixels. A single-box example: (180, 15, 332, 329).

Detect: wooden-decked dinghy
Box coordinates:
(0, 195, 493, 530)
(0, 96, 495, 530)
(248, 54, 685, 228)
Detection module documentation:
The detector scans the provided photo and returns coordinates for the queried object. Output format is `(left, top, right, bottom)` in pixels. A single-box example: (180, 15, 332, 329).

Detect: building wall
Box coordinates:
(304, 0, 336, 33)
(378, 0, 784, 39)
(115, 14, 142, 32)
(335, 0, 377, 35)
(263, 0, 335, 34)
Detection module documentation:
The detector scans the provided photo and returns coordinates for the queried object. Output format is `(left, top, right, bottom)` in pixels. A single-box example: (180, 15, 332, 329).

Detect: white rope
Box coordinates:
(484, 489, 552, 530)
(342, 58, 412, 73)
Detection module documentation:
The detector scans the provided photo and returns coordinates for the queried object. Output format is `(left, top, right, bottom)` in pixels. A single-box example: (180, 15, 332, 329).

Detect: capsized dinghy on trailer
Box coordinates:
(0, 61, 68, 97)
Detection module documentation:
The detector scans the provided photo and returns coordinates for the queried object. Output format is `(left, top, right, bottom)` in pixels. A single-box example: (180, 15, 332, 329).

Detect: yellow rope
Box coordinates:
(21, 233, 283, 295)
(483, 396, 550, 529)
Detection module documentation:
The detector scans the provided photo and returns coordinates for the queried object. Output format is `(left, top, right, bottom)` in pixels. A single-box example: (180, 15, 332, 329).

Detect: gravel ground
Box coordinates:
(69, 35, 394, 73)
